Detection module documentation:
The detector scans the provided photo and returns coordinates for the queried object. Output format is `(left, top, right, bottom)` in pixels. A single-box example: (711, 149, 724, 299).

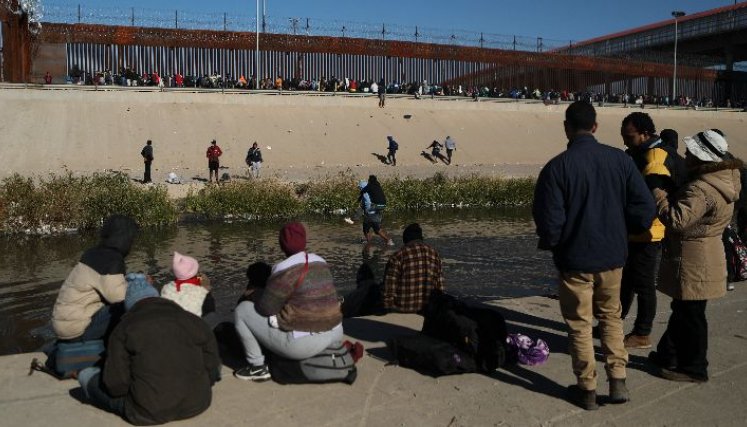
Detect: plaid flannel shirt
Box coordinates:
(383, 240, 444, 313)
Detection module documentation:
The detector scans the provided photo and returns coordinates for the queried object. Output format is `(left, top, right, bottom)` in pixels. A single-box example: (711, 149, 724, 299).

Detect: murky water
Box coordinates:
(0, 208, 557, 355)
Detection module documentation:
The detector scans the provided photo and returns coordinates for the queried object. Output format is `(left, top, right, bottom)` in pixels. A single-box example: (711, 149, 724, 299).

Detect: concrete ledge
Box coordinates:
(2, 289, 746, 426)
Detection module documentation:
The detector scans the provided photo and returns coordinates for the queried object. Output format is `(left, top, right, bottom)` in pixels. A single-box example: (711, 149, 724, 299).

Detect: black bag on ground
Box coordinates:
(387, 333, 477, 377)
(267, 344, 357, 385)
(421, 290, 508, 372)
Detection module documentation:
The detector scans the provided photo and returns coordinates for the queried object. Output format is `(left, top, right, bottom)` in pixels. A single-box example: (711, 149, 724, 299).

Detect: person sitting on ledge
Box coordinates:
(77, 279, 221, 425)
(383, 223, 444, 314)
(233, 222, 343, 381)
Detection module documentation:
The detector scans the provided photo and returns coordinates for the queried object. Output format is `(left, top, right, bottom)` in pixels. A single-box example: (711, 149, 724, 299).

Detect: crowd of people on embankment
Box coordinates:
(36, 100, 745, 423)
(48, 66, 747, 111)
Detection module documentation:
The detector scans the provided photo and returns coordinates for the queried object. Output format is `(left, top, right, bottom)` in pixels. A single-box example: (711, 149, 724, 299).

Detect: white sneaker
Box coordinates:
(387, 239, 395, 247)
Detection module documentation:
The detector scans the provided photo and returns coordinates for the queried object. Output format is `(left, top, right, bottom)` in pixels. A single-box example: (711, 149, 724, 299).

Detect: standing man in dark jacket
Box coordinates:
(533, 101, 655, 410)
(140, 140, 153, 184)
(386, 136, 398, 166)
(77, 280, 221, 425)
(246, 142, 263, 178)
(620, 113, 684, 350)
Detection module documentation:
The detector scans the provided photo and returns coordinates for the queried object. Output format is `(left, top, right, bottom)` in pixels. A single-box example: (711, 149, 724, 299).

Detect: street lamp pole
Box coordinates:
(671, 11, 685, 105)
(255, 0, 260, 89)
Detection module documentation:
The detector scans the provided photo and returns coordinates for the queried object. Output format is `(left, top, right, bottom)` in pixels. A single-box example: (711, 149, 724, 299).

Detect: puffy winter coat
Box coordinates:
(655, 159, 742, 300)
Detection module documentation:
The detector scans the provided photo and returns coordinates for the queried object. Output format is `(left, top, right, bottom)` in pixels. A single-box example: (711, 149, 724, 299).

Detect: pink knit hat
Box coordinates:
(173, 251, 199, 280)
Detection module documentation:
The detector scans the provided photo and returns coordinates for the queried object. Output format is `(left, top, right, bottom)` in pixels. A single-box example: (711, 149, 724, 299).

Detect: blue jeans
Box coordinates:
(77, 303, 124, 342)
(78, 368, 126, 418)
(234, 301, 343, 366)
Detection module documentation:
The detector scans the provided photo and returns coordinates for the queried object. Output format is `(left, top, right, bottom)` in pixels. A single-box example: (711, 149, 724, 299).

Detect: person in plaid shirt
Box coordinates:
(383, 223, 444, 313)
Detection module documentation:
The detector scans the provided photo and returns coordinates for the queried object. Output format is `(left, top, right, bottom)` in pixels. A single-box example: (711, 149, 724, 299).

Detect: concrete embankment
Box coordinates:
(2, 289, 746, 426)
(1, 86, 746, 186)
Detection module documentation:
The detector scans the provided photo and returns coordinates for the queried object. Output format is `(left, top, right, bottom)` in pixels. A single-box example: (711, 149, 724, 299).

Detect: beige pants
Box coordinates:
(559, 268, 628, 390)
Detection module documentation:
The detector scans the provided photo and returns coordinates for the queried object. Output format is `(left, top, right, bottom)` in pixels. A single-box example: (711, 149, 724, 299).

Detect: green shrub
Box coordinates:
(182, 180, 302, 220)
(0, 172, 535, 234)
(0, 172, 177, 233)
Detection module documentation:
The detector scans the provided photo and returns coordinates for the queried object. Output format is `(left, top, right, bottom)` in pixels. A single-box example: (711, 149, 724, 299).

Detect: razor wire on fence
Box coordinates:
(40, 0, 571, 52)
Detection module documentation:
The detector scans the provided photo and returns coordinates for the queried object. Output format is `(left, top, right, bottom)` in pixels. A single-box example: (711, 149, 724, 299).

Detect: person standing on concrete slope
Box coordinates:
(619, 113, 684, 350)
(206, 139, 223, 184)
(533, 101, 655, 410)
(444, 136, 457, 165)
(246, 142, 263, 178)
(140, 140, 153, 183)
(378, 79, 386, 108)
(386, 136, 399, 166)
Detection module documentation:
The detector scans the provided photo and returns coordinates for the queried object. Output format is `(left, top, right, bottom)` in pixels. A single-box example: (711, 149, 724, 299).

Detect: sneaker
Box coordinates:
(386, 239, 395, 247)
(623, 333, 652, 349)
(234, 364, 271, 382)
(727, 282, 735, 291)
(567, 385, 599, 411)
(658, 368, 708, 383)
(608, 378, 630, 404)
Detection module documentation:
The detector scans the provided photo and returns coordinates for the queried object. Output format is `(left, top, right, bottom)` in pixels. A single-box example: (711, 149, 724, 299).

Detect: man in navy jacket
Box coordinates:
(533, 101, 655, 410)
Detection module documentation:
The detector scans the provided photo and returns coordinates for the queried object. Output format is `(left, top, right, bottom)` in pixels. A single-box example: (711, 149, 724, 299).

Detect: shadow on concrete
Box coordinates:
(491, 364, 567, 401)
(68, 387, 86, 403)
(371, 153, 389, 165)
(420, 151, 437, 164)
(342, 317, 419, 343)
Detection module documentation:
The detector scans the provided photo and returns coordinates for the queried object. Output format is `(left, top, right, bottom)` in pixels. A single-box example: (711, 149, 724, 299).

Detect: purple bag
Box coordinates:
(506, 334, 550, 366)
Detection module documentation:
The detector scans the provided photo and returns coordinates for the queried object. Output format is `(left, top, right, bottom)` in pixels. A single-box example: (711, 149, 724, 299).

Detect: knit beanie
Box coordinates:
(173, 251, 199, 280)
(124, 273, 159, 310)
(279, 222, 306, 256)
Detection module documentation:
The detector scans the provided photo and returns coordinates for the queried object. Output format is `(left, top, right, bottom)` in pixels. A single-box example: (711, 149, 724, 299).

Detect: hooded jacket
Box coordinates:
(103, 298, 221, 425)
(655, 159, 742, 300)
(626, 137, 685, 242)
(52, 215, 138, 339)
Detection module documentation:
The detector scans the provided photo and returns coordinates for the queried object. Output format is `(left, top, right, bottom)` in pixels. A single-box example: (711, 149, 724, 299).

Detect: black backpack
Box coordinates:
(388, 333, 477, 377)
(267, 344, 357, 385)
(421, 291, 508, 372)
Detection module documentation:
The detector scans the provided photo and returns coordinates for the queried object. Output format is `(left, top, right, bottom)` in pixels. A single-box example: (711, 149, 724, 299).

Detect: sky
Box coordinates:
(41, 0, 740, 44)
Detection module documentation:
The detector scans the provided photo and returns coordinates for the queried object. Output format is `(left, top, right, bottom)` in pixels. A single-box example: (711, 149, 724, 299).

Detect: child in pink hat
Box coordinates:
(161, 252, 212, 317)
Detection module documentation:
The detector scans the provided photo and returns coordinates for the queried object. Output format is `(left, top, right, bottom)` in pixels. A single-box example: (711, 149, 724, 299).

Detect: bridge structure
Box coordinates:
(1, 0, 744, 104)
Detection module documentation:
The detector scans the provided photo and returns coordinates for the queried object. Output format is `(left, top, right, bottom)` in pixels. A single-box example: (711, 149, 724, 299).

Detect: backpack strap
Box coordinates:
(293, 253, 309, 290)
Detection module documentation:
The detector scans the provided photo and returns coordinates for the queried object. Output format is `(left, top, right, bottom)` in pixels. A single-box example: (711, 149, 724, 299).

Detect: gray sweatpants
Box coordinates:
(234, 301, 343, 366)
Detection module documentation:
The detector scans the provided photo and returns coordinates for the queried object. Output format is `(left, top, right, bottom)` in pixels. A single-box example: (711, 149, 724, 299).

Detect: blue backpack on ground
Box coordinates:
(30, 340, 105, 380)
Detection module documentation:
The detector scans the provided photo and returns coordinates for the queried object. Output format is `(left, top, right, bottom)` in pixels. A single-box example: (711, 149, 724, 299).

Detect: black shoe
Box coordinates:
(234, 363, 271, 382)
(658, 368, 708, 383)
(567, 385, 599, 410)
(609, 378, 630, 404)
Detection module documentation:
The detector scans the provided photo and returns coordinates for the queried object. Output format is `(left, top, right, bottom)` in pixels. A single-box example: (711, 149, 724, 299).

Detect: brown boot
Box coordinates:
(623, 333, 652, 349)
(567, 385, 599, 410)
(609, 378, 630, 403)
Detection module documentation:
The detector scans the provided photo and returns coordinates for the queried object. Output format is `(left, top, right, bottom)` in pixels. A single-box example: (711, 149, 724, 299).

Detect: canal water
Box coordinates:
(0, 208, 557, 355)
